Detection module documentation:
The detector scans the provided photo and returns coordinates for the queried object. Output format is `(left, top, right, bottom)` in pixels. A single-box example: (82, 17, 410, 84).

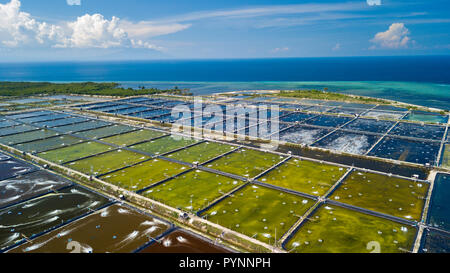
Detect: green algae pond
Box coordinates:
(37, 141, 114, 164)
(13, 135, 84, 153)
(0, 129, 59, 145)
(205, 148, 286, 178)
(203, 184, 314, 244)
(165, 141, 237, 164)
(259, 158, 348, 196)
(143, 169, 245, 212)
(74, 124, 135, 139)
(101, 129, 166, 146)
(330, 171, 429, 221)
(284, 205, 417, 253)
(0, 124, 38, 137)
(442, 144, 450, 169)
(65, 149, 149, 176)
(101, 158, 188, 191)
(130, 135, 200, 156)
(9, 204, 171, 253)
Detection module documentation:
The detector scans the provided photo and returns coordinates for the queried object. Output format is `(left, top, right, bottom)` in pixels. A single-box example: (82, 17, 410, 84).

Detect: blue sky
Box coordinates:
(0, 0, 449, 61)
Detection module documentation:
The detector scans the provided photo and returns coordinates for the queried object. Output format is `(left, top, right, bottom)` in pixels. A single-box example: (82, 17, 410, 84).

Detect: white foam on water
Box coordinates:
(176, 236, 188, 243)
(281, 129, 323, 145)
(323, 134, 371, 155)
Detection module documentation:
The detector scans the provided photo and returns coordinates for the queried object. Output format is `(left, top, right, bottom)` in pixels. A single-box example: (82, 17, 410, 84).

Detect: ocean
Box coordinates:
(0, 56, 449, 110)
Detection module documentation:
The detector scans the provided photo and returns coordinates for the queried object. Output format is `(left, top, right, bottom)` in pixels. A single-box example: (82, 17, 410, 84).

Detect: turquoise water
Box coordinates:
(122, 81, 450, 110)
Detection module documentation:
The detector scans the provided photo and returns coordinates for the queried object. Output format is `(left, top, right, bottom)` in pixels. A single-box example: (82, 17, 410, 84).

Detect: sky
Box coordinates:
(0, 0, 449, 61)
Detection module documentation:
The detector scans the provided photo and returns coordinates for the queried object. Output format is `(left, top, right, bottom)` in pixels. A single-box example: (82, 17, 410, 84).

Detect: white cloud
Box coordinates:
(67, 0, 81, 6)
(0, 0, 186, 51)
(366, 0, 381, 6)
(120, 20, 191, 39)
(370, 23, 411, 49)
(272, 47, 289, 53)
(332, 43, 341, 51)
(58, 14, 127, 48)
(0, 0, 64, 47)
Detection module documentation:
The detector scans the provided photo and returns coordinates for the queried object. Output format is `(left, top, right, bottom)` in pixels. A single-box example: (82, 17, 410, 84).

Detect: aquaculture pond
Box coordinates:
(140, 230, 231, 253)
(203, 184, 314, 244)
(0, 129, 59, 145)
(34, 117, 88, 128)
(101, 129, 166, 147)
(427, 173, 450, 231)
(284, 205, 417, 253)
(420, 229, 450, 253)
(389, 122, 446, 141)
(130, 136, 200, 156)
(143, 170, 245, 212)
(343, 118, 396, 134)
(55, 120, 110, 133)
(0, 186, 111, 251)
(403, 111, 449, 124)
(101, 158, 188, 191)
(0, 170, 73, 209)
(259, 158, 347, 196)
(304, 115, 353, 128)
(9, 204, 171, 253)
(313, 130, 381, 155)
(65, 149, 149, 176)
(74, 125, 135, 140)
(6, 110, 53, 119)
(368, 137, 441, 165)
(279, 112, 315, 123)
(20, 113, 70, 123)
(206, 148, 286, 178)
(330, 171, 429, 221)
(37, 141, 114, 164)
(279, 125, 332, 145)
(0, 119, 20, 129)
(13, 135, 84, 153)
(0, 124, 38, 137)
(362, 110, 405, 120)
(165, 141, 236, 164)
(327, 107, 365, 116)
(0, 157, 35, 180)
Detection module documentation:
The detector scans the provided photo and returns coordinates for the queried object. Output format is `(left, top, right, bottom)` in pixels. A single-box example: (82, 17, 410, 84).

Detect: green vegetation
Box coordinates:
(442, 144, 450, 169)
(37, 141, 114, 164)
(274, 89, 389, 105)
(285, 205, 417, 253)
(143, 170, 245, 212)
(206, 148, 286, 178)
(101, 158, 188, 191)
(259, 159, 348, 196)
(65, 149, 149, 176)
(0, 82, 190, 97)
(100, 129, 166, 146)
(330, 171, 429, 221)
(165, 142, 236, 163)
(203, 184, 314, 244)
(130, 136, 199, 156)
(13, 135, 84, 153)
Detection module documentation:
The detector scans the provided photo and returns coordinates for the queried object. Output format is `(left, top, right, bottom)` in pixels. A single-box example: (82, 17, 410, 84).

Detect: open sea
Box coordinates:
(0, 56, 449, 110)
